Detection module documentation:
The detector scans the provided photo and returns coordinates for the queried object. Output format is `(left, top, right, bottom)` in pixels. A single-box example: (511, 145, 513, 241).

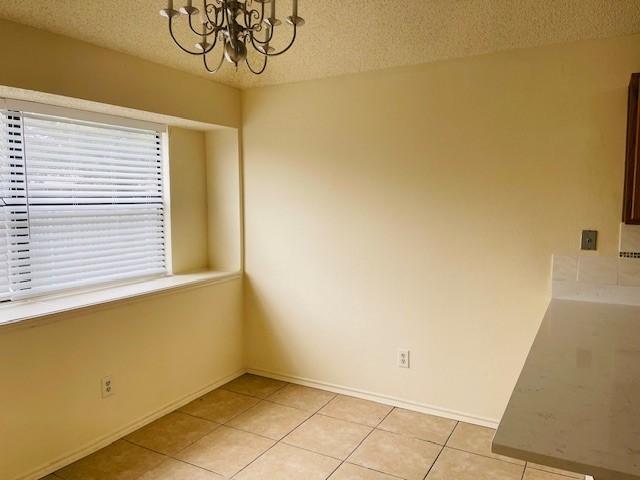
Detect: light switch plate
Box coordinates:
(581, 230, 598, 251)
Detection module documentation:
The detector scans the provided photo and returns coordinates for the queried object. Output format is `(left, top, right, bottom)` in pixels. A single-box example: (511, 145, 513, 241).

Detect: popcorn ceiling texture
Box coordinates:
(0, 0, 639, 89)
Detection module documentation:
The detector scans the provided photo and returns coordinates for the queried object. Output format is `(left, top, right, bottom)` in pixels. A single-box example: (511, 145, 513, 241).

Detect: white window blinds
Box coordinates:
(0, 109, 167, 301)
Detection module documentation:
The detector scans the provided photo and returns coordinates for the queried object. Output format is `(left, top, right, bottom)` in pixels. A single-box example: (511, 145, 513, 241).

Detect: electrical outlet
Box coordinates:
(398, 349, 410, 368)
(101, 376, 114, 398)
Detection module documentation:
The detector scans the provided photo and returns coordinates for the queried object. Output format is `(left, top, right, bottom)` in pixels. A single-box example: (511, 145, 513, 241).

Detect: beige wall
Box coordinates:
(0, 279, 243, 480)
(0, 19, 240, 128)
(206, 129, 243, 271)
(169, 127, 210, 273)
(0, 20, 244, 480)
(169, 127, 243, 273)
(242, 34, 640, 422)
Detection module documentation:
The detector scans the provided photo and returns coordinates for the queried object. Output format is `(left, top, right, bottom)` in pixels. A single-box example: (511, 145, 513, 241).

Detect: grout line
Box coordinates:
(255, 396, 333, 415)
(125, 415, 222, 460)
(177, 393, 261, 424)
(526, 465, 586, 479)
(167, 457, 228, 478)
(120, 440, 221, 480)
(333, 406, 397, 479)
(220, 374, 289, 399)
(222, 399, 268, 425)
(340, 463, 406, 480)
(221, 422, 282, 442)
(228, 417, 314, 478)
(376, 428, 452, 448)
(313, 411, 386, 429)
(279, 439, 345, 462)
(119, 442, 225, 480)
(521, 462, 527, 480)
(265, 387, 337, 414)
(444, 445, 526, 467)
(123, 434, 247, 479)
(422, 421, 458, 480)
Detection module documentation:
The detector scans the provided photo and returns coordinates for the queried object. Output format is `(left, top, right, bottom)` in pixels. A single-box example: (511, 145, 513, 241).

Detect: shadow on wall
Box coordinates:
(244, 276, 297, 375)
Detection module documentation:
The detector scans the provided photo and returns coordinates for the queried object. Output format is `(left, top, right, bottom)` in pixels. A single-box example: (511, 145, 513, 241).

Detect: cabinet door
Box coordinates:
(623, 73, 640, 224)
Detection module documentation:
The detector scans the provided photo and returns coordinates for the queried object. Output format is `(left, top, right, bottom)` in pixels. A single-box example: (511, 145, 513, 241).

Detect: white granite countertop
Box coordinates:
(492, 299, 640, 480)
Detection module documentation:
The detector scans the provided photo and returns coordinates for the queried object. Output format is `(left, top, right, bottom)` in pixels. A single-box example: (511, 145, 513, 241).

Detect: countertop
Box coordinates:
(492, 299, 640, 480)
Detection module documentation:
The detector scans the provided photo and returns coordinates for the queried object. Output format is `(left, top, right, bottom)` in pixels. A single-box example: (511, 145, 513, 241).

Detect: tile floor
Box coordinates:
(42, 374, 586, 480)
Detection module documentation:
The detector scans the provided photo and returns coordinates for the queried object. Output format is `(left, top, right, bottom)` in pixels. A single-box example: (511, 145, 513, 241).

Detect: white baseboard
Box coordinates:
(16, 368, 246, 480)
(247, 368, 500, 429)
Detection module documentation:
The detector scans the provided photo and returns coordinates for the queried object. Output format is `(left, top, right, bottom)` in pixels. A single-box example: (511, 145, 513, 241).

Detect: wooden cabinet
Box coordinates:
(623, 73, 640, 224)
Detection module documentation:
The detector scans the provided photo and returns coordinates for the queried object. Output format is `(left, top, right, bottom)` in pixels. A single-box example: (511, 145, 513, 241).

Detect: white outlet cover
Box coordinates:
(101, 376, 114, 398)
(398, 349, 410, 368)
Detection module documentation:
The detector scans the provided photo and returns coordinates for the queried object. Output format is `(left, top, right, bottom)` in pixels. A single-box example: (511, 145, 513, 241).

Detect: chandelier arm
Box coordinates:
(245, 49, 268, 75)
(205, 26, 220, 51)
(244, 4, 262, 30)
(204, 3, 223, 28)
(249, 22, 275, 45)
(168, 19, 218, 56)
(251, 24, 297, 56)
(187, 13, 213, 36)
(203, 47, 226, 73)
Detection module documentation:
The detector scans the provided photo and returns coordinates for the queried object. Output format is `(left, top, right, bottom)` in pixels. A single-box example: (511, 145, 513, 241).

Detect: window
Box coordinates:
(0, 104, 168, 302)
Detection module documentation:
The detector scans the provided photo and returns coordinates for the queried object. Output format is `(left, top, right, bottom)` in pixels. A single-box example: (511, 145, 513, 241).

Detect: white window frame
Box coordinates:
(0, 98, 173, 302)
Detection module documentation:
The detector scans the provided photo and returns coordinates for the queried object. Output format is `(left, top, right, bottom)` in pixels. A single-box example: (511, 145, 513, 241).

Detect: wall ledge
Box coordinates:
(0, 270, 242, 333)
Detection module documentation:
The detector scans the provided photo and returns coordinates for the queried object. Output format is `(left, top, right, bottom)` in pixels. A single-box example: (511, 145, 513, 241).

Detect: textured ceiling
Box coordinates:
(0, 1, 639, 90)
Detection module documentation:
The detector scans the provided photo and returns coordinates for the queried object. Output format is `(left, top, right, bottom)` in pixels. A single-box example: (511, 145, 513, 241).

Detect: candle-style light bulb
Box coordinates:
(292, 0, 298, 17)
(186, 0, 192, 7)
(264, 24, 271, 51)
(270, 0, 276, 20)
(168, 0, 174, 9)
(201, 9, 208, 42)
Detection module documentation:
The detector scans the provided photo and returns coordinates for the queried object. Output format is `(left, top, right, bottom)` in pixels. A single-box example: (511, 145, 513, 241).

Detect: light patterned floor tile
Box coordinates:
(55, 440, 165, 480)
(137, 458, 224, 479)
(528, 463, 585, 478)
(268, 384, 337, 412)
(125, 411, 218, 455)
(446, 422, 524, 465)
(329, 463, 400, 479)
(378, 408, 457, 445)
(179, 388, 259, 423)
(426, 447, 524, 480)
(349, 429, 441, 480)
(524, 467, 584, 480)
(222, 374, 287, 398)
(227, 401, 311, 439)
(47, 377, 587, 480)
(175, 426, 274, 477)
(319, 395, 393, 427)
(235, 443, 340, 480)
(284, 413, 373, 460)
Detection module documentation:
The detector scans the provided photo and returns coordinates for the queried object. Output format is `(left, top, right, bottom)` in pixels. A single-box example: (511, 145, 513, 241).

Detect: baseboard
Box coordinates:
(248, 367, 500, 429)
(16, 368, 246, 480)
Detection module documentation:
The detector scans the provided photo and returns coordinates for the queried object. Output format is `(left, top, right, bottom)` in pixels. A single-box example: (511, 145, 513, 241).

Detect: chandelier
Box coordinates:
(160, 0, 304, 75)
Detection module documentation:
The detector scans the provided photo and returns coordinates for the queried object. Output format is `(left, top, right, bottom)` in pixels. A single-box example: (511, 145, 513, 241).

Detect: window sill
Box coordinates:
(0, 271, 242, 331)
